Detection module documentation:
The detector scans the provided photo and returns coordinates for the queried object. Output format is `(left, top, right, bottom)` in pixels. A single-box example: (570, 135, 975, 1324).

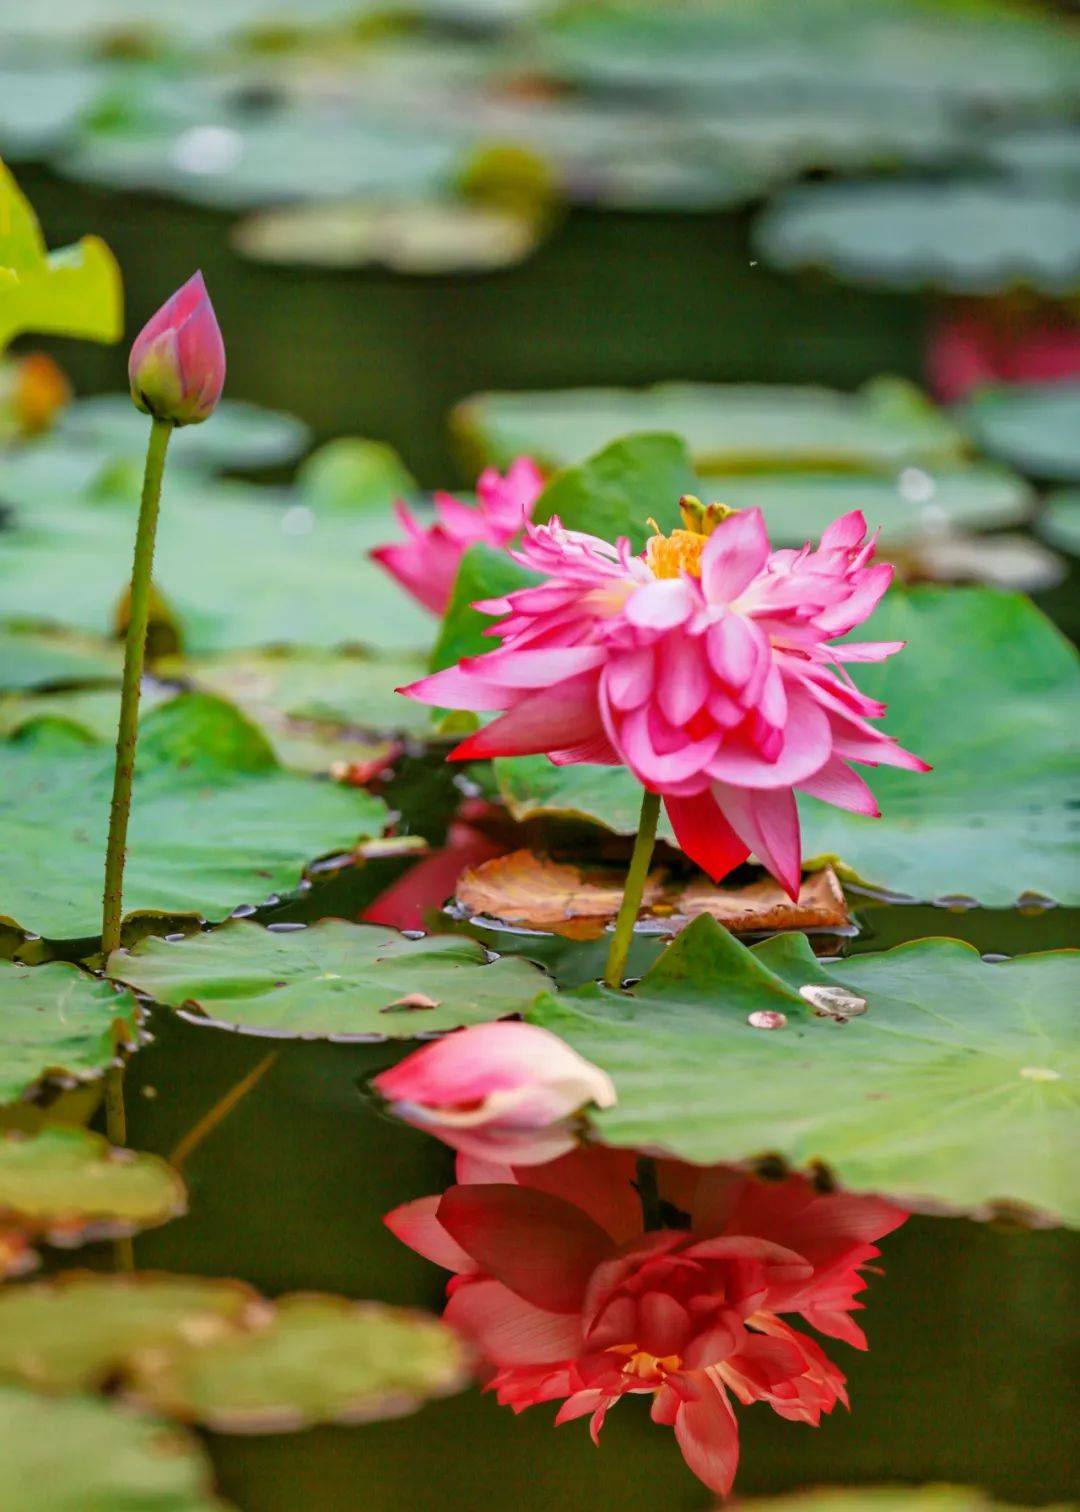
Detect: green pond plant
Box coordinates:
(100, 272, 226, 1150)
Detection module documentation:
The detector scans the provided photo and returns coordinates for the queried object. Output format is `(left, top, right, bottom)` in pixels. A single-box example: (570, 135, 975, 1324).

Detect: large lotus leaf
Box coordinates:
(233, 200, 544, 273)
(0, 65, 109, 161)
(107, 918, 550, 1039)
(0, 160, 122, 351)
(0, 1273, 258, 1394)
(531, 432, 694, 551)
(453, 380, 964, 475)
(530, 917, 1079, 1224)
(0, 1386, 232, 1512)
(0, 626, 121, 691)
(698, 464, 1032, 548)
(978, 124, 1080, 190)
(62, 112, 461, 212)
(537, 1, 1080, 111)
(756, 181, 1080, 296)
(126, 1293, 468, 1431)
(494, 588, 1080, 906)
(737, 1490, 1070, 1512)
(0, 481, 432, 655)
(0, 1126, 185, 1238)
(0, 959, 137, 1104)
(1038, 490, 1080, 555)
(959, 383, 1080, 484)
(58, 394, 311, 474)
(0, 692, 388, 941)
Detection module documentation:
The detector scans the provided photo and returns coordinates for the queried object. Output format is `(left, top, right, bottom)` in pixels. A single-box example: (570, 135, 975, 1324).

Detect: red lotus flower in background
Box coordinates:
(927, 309, 1080, 404)
(374, 1021, 616, 1166)
(386, 1149, 908, 1497)
(128, 270, 225, 427)
(400, 506, 928, 899)
(372, 457, 544, 614)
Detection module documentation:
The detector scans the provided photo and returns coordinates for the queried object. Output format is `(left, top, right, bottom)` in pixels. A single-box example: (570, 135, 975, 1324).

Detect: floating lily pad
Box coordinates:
(495, 588, 1080, 906)
(698, 465, 1032, 548)
(0, 1273, 258, 1394)
(294, 437, 415, 514)
(0, 479, 432, 655)
(0, 64, 109, 161)
(0, 626, 121, 692)
(0, 692, 388, 941)
(59, 394, 311, 474)
(959, 383, 1080, 484)
(0, 1386, 232, 1512)
(531, 432, 694, 551)
(127, 1293, 469, 1432)
(453, 379, 965, 475)
(233, 200, 544, 273)
(0, 161, 121, 351)
(738, 1489, 1064, 1511)
(107, 918, 550, 1039)
(756, 181, 1080, 295)
(530, 918, 1079, 1225)
(1038, 490, 1080, 555)
(0, 1126, 185, 1246)
(0, 959, 137, 1104)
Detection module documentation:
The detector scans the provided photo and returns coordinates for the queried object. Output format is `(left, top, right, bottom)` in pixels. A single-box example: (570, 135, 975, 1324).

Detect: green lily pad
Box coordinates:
(107, 917, 550, 1039)
(59, 394, 311, 474)
(0, 64, 109, 161)
(233, 200, 544, 273)
(959, 383, 1080, 484)
(0, 1126, 185, 1243)
(755, 181, 1080, 296)
(494, 588, 1080, 906)
(0, 1386, 232, 1512)
(531, 432, 695, 552)
(0, 692, 388, 941)
(1038, 490, 1080, 555)
(698, 464, 1032, 548)
(126, 1293, 469, 1432)
(453, 379, 964, 475)
(0, 959, 138, 1104)
(530, 918, 1079, 1225)
(0, 478, 432, 656)
(0, 160, 121, 352)
(0, 626, 121, 692)
(294, 438, 415, 514)
(737, 1489, 1067, 1511)
(0, 1273, 259, 1394)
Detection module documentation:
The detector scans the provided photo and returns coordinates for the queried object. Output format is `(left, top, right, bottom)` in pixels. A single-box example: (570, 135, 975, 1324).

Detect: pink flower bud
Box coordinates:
(373, 1021, 616, 1165)
(128, 271, 225, 427)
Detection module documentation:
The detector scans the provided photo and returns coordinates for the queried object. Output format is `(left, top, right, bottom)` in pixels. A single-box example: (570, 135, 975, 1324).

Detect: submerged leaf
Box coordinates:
(107, 918, 549, 1039)
(530, 918, 1079, 1225)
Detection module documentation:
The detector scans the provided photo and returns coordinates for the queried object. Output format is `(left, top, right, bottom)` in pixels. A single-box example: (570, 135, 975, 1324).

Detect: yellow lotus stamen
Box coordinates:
(646, 527, 706, 579)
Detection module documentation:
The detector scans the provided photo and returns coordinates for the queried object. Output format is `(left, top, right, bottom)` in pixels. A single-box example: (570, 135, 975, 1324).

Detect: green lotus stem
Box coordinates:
(603, 788, 661, 989)
(101, 416, 172, 1160)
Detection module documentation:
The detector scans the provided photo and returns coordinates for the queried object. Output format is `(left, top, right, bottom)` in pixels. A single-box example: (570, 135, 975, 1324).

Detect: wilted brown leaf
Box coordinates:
(454, 850, 849, 937)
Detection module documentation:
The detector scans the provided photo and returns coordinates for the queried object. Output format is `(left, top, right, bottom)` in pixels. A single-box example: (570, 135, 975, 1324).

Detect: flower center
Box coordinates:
(646, 528, 705, 580)
(609, 1343, 682, 1382)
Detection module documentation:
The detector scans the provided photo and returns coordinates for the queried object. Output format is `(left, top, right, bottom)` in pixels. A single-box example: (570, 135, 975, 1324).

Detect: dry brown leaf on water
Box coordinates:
(454, 850, 849, 937)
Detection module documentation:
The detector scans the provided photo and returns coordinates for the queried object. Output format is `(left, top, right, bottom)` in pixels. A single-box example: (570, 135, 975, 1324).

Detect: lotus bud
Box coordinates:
(373, 1020, 616, 1165)
(678, 494, 736, 535)
(128, 271, 225, 427)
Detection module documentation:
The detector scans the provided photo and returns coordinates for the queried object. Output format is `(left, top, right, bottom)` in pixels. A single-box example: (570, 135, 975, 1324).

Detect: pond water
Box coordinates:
(10, 157, 1079, 1511)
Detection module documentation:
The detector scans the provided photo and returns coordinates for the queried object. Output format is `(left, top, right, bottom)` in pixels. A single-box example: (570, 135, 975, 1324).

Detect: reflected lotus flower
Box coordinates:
(928, 310, 1080, 404)
(373, 1021, 616, 1165)
(128, 270, 225, 427)
(371, 457, 544, 615)
(401, 505, 928, 899)
(386, 1150, 908, 1497)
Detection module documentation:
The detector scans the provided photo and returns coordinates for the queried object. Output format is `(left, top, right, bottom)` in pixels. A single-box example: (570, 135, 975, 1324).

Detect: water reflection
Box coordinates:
(386, 1147, 907, 1497)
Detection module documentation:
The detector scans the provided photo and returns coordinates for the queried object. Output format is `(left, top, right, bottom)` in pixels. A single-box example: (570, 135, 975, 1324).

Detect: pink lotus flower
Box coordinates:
(373, 1021, 616, 1166)
(128, 271, 225, 427)
(927, 309, 1080, 404)
(371, 457, 544, 614)
(399, 505, 928, 899)
(386, 1149, 908, 1497)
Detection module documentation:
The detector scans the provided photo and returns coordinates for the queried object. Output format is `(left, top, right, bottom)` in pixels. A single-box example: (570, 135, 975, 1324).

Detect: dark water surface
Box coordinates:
(16, 163, 1078, 1508)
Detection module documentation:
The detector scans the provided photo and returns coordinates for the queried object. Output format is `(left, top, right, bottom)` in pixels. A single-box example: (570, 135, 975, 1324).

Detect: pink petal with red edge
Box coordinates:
(624, 577, 696, 631)
(664, 791, 750, 883)
(707, 685, 831, 790)
(444, 1277, 582, 1365)
(436, 1184, 616, 1312)
(397, 663, 509, 711)
(383, 1196, 478, 1275)
(450, 676, 604, 760)
(515, 1147, 643, 1244)
(671, 1370, 741, 1497)
(831, 639, 906, 662)
(702, 508, 771, 602)
(797, 756, 880, 816)
(658, 633, 711, 726)
(818, 510, 867, 552)
(713, 783, 802, 899)
(605, 646, 656, 711)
